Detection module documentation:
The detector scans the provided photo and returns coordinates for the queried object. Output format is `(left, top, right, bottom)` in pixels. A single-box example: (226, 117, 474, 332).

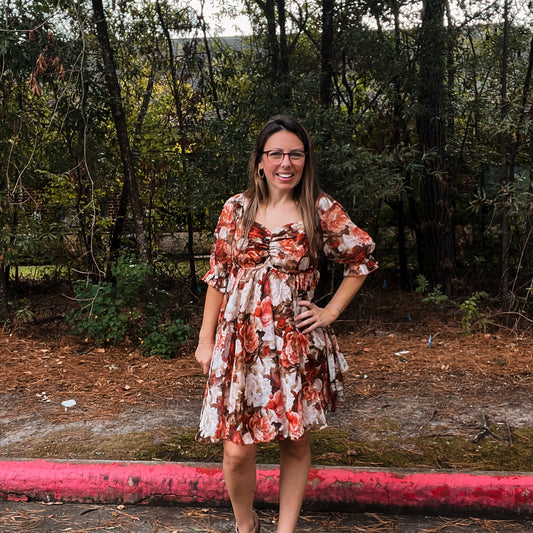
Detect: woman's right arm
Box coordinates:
(194, 286, 224, 374)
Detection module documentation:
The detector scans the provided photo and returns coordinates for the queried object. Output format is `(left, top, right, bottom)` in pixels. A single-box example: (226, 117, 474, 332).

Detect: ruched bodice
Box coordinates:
(233, 221, 313, 273)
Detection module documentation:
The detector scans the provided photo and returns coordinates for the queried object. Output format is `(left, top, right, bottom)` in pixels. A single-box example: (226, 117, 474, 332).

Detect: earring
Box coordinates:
(258, 168, 265, 179)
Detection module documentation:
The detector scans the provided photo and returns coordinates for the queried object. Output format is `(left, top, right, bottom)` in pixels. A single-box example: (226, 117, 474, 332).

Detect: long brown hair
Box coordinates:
(242, 115, 321, 255)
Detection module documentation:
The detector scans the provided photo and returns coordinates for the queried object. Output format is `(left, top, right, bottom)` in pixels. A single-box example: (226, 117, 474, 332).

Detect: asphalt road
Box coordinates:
(1, 502, 533, 532)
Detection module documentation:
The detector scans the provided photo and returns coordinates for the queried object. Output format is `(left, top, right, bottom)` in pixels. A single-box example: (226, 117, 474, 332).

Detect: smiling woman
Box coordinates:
(194, 115, 377, 533)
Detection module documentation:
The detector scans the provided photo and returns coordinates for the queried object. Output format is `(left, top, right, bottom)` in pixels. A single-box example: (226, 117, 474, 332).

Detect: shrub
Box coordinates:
(66, 256, 191, 356)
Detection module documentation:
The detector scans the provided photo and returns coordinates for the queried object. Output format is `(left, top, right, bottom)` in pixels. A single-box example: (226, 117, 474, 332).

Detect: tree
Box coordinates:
(512, 34, 533, 308)
(499, 0, 512, 308)
(416, 0, 456, 293)
(252, 0, 294, 105)
(91, 0, 149, 264)
(320, 0, 334, 107)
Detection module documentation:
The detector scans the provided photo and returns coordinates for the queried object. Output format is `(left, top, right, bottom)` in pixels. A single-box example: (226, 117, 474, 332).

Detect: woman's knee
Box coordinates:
(278, 433, 311, 460)
(223, 440, 257, 470)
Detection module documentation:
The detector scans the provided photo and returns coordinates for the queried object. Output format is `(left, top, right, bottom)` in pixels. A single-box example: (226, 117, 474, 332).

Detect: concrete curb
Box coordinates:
(1, 459, 532, 516)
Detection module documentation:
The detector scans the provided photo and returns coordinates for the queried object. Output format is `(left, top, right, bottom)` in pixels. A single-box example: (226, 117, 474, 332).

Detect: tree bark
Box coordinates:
(391, 0, 410, 289)
(499, 0, 511, 309)
(0, 261, 9, 320)
(320, 0, 334, 107)
(513, 35, 533, 300)
(521, 47, 533, 302)
(107, 67, 156, 279)
(255, 0, 291, 105)
(416, 0, 456, 293)
(91, 0, 149, 264)
(201, 19, 222, 121)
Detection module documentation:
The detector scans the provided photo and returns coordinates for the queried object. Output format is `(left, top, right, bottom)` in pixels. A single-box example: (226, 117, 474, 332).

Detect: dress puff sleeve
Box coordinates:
(203, 195, 240, 292)
(318, 194, 378, 277)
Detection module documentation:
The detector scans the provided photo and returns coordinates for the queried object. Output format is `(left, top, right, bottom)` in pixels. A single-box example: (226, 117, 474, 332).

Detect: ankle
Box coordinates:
(236, 510, 259, 533)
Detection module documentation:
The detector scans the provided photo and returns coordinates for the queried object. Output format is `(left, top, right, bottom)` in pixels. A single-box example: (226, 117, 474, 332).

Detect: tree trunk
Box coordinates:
(514, 35, 533, 302)
(499, 0, 511, 309)
(525, 166, 533, 299)
(201, 20, 222, 121)
(525, 157, 533, 292)
(276, 0, 289, 79)
(91, 0, 148, 264)
(255, 0, 291, 105)
(416, 0, 456, 293)
(155, 0, 198, 292)
(521, 62, 533, 306)
(391, 0, 409, 289)
(320, 0, 334, 107)
(0, 261, 9, 320)
(107, 67, 155, 279)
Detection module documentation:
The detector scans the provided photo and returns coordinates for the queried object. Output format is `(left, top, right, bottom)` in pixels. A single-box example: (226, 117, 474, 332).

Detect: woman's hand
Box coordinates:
(195, 343, 215, 374)
(296, 300, 340, 334)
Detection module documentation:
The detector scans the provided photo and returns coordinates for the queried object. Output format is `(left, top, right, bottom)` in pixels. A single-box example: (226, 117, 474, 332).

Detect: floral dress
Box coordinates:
(196, 192, 377, 445)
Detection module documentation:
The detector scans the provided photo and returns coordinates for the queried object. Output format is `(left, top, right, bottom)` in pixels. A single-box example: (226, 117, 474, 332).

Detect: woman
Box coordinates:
(195, 115, 377, 533)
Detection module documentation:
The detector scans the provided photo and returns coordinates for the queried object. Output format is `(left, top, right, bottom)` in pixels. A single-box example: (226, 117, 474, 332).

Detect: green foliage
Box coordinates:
(67, 278, 139, 346)
(415, 275, 449, 305)
(140, 309, 192, 359)
(67, 256, 191, 356)
(459, 291, 490, 336)
(1, 0, 533, 321)
(416, 275, 491, 335)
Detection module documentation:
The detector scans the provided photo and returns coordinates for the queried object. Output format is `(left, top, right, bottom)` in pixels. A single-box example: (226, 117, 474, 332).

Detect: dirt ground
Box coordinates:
(2, 501, 533, 533)
(1, 286, 533, 531)
(1, 285, 532, 466)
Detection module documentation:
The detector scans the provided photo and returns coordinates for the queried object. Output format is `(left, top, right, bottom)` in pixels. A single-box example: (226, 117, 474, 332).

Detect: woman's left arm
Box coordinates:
(296, 274, 367, 334)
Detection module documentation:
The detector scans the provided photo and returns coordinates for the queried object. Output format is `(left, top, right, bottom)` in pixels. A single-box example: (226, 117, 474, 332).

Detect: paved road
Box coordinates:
(1, 502, 533, 532)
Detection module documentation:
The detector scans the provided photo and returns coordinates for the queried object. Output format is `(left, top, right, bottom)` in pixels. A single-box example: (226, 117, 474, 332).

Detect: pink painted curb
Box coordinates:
(1, 459, 532, 516)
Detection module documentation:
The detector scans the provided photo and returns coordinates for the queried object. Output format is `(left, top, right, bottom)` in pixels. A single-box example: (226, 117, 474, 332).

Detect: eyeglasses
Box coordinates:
(262, 150, 306, 165)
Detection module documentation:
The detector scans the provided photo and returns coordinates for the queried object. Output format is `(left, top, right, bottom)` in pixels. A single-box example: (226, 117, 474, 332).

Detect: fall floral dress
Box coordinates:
(196, 192, 377, 445)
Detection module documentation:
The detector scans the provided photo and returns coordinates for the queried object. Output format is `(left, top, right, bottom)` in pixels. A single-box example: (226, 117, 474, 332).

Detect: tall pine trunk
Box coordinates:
(320, 0, 334, 107)
(255, 0, 291, 105)
(416, 0, 456, 293)
(513, 35, 533, 307)
(155, 0, 198, 292)
(499, 0, 512, 310)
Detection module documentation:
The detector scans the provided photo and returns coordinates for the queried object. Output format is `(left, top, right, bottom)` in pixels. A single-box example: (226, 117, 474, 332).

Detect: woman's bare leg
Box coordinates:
(223, 439, 258, 533)
(277, 433, 311, 533)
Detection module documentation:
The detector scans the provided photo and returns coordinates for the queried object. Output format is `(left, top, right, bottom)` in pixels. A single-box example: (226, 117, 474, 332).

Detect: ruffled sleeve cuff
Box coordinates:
(318, 194, 378, 277)
(203, 263, 228, 291)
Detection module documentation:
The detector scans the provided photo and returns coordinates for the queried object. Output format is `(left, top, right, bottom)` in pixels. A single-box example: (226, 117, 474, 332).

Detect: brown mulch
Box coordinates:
(0, 332, 203, 423)
(1, 288, 531, 427)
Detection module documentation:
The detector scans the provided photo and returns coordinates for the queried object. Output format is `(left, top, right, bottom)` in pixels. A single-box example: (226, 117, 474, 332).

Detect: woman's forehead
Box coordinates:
(264, 130, 304, 148)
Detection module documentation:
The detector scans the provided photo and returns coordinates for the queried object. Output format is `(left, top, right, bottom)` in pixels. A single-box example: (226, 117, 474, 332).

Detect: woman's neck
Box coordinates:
(256, 193, 301, 230)
(264, 190, 296, 208)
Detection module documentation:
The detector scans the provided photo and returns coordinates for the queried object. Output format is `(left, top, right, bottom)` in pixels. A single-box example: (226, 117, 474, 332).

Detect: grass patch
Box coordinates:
(5, 426, 533, 472)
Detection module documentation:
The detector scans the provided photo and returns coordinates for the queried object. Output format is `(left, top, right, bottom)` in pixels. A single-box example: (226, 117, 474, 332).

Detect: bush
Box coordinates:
(66, 256, 191, 356)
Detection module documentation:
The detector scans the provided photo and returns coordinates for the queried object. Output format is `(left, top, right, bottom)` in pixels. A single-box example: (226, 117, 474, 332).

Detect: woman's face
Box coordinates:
(258, 130, 306, 197)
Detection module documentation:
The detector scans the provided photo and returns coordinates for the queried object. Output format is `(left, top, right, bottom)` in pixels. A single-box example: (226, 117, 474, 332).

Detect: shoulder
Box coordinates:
(316, 192, 343, 215)
(223, 192, 246, 210)
(219, 193, 246, 217)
